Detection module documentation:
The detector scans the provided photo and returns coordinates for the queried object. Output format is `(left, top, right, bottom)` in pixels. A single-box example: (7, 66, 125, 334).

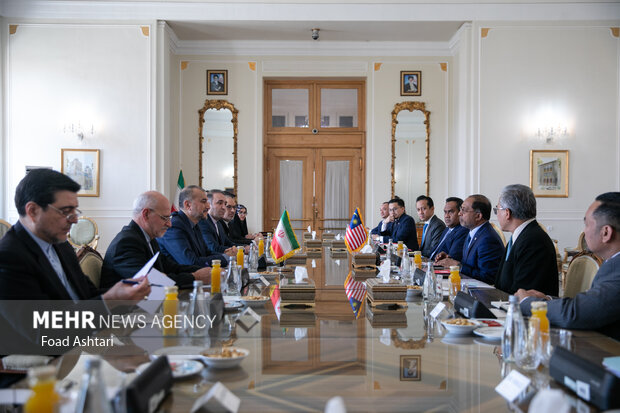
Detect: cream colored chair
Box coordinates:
(562, 254, 600, 298)
(490, 222, 507, 246)
(0, 219, 11, 240)
(77, 246, 103, 288)
(561, 231, 587, 283)
(68, 216, 99, 250)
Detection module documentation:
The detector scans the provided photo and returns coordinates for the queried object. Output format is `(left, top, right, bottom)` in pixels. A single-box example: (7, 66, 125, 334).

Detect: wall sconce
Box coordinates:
(536, 124, 567, 144)
(64, 122, 94, 141)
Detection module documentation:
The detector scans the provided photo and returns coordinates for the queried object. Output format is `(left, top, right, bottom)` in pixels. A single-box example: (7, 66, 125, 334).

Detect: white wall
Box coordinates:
(3, 22, 155, 251)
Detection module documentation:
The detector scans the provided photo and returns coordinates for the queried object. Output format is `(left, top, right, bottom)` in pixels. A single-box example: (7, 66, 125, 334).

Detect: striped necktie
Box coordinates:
(505, 237, 513, 261)
(422, 222, 429, 245)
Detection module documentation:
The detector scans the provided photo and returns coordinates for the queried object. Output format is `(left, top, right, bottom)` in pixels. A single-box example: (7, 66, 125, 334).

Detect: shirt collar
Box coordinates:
(468, 222, 486, 239)
(138, 225, 152, 244)
(511, 218, 536, 243)
(22, 223, 54, 254)
(424, 215, 435, 224)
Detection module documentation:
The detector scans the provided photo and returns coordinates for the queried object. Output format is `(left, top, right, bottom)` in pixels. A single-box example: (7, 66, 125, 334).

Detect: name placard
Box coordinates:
(495, 370, 531, 402)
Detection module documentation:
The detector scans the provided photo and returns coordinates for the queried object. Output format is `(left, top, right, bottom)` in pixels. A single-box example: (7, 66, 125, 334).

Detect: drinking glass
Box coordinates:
(515, 317, 541, 371)
(540, 328, 573, 367)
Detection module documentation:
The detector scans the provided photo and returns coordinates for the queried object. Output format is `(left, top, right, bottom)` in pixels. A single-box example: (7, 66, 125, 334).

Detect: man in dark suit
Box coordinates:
(370, 201, 393, 237)
(101, 191, 212, 289)
(431, 197, 468, 261)
(157, 186, 227, 267)
(494, 184, 558, 295)
(375, 198, 419, 251)
(437, 194, 504, 284)
(222, 193, 253, 246)
(416, 195, 446, 257)
(198, 189, 237, 255)
(517, 192, 620, 340)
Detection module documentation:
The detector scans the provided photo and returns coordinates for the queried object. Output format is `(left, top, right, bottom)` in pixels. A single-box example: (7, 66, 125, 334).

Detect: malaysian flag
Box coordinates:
(344, 208, 368, 253)
(344, 272, 367, 319)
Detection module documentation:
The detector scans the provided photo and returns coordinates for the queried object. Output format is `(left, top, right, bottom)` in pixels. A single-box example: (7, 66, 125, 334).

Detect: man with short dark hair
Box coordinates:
(101, 191, 212, 289)
(494, 184, 558, 295)
(222, 193, 252, 246)
(157, 186, 227, 267)
(375, 198, 419, 251)
(370, 201, 393, 236)
(436, 194, 504, 284)
(430, 197, 468, 261)
(198, 189, 236, 256)
(517, 192, 620, 340)
(416, 195, 446, 257)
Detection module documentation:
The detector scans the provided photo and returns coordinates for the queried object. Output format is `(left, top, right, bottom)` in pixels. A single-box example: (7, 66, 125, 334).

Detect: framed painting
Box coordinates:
(400, 71, 421, 96)
(400, 355, 421, 381)
(529, 150, 569, 198)
(207, 70, 228, 95)
(61, 149, 100, 197)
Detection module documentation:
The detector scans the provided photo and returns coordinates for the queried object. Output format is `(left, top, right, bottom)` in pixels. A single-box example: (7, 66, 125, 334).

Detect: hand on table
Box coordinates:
(434, 252, 449, 262)
(515, 288, 547, 302)
(193, 267, 212, 284)
(437, 257, 459, 268)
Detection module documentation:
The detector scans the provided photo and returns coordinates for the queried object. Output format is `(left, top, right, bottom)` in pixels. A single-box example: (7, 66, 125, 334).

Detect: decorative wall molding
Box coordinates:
(180, 61, 188, 70)
(481, 28, 490, 38)
(248, 62, 256, 71)
(440, 63, 447, 71)
(9, 25, 18, 35)
(140, 26, 149, 37)
(262, 59, 369, 73)
(374, 62, 382, 71)
(612, 27, 619, 38)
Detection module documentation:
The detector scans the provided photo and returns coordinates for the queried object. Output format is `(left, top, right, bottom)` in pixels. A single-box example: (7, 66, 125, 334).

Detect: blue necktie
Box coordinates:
(421, 223, 428, 245)
(430, 228, 451, 259)
(505, 237, 513, 261)
(463, 234, 472, 257)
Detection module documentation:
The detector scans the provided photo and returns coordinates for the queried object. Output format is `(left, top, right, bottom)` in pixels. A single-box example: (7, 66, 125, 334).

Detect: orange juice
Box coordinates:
(211, 260, 221, 293)
(258, 238, 264, 256)
(236, 247, 244, 268)
(24, 366, 59, 413)
(163, 286, 178, 336)
(531, 301, 550, 347)
(449, 265, 461, 300)
(413, 251, 422, 269)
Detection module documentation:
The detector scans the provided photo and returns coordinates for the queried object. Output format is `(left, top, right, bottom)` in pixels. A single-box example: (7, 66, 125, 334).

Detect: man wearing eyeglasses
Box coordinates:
(101, 191, 212, 289)
(198, 189, 238, 256)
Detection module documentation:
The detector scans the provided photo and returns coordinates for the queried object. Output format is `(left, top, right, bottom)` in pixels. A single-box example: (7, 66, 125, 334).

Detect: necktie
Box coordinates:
(430, 228, 451, 260)
(422, 223, 428, 245)
(47, 246, 80, 301)
(505, 237, 513, 261)
(463, 234, 472, 257)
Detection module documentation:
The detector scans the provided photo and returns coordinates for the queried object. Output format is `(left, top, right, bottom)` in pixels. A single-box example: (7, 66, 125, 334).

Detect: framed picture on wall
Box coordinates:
(400, 71, 421, 96)
(529, 150, 569, 198)
(207, 70, 228, 95)
(61, 149, 100, 197)
(400, 355, 421, 381)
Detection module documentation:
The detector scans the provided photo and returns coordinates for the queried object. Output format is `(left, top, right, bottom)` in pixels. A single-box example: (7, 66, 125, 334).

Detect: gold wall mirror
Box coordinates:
(199, 99, 238, 194)
(391, 102, 430, 208)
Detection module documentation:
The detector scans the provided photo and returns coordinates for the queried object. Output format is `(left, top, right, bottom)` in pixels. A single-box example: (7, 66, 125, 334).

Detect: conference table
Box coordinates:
(11, 248, 620, 412)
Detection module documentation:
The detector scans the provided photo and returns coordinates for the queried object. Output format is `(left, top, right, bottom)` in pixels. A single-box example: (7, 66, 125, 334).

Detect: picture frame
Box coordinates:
(400, 71, 421, 96)
(207, 70, 228, 95)
(61, 149, 100, 197)
(529, 150, 569, 198)
(400, 355, 421, 381)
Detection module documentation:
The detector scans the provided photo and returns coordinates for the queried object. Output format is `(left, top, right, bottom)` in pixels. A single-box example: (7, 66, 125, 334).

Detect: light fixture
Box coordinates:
(536, 124, 567, 144)
(64, 121, 94, 141)
(311, 28, 320, 41)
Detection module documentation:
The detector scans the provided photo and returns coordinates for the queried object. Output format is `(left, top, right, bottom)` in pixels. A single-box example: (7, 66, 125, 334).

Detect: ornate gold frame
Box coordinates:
(198, 99, 238, 194)
(529, 149, 569, 198)
(391, 101, 430, 197)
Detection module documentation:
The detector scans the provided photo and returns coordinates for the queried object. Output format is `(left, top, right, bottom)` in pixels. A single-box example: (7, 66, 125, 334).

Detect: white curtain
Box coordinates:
(279, 160, 303, 240)
(324, 160, 349, 237)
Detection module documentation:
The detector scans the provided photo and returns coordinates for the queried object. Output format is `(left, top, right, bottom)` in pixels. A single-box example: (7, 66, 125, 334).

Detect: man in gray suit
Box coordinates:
(516, 192, 620, 340)
(416, 195, 446, 257)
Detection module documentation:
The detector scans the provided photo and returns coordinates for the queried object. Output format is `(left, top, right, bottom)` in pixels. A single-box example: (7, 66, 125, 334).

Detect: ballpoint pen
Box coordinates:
(122, 279, 164, 287)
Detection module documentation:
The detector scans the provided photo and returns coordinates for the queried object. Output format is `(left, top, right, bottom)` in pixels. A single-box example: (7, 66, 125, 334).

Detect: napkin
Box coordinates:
(307, 225, 311, 233)
(294, 328, 308, 341)
(295, 266, 308, 283)
(325, 396, 347, 413)
(2, 355, 52, 370)
(379, 259, 390, 283)
(312, 231, 316, 240)
(379, 328, 392, 346)
(335, 234, 341, 240)
(360, 244, 373, 253)
(528, 389, 570, 413)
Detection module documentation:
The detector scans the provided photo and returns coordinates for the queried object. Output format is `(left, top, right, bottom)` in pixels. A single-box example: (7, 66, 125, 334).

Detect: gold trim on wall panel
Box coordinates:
(248, 62, 256, 71)
(9, 25, 18, 35)
(481, 28, 490, 38)
(611, 28, 619, 38)
(180, 61, 188, 70)
(440, 63, 447, 72)
(141, 26, 149, 37)
(374, 63, 382, 71)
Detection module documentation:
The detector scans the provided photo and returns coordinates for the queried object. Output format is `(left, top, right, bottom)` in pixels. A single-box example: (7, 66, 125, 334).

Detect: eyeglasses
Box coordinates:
(149, 209, 172, 223)
(47, 204, 82, 221)
(459, 207, 474, 213)
(493, 206, 507, 215)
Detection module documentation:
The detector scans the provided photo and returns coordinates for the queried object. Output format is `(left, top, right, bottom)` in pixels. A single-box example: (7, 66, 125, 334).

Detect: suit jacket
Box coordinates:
(227, 215, 252, 245)
(429, 224, 468, 261)
(370, 220, 393, 236)
(199, 216, 234, 253)
(521, 253, 620, 341)
(157, 211, 227, 267)
(460, 221, 505, 284)
(419, 215, 446, 257)
(101, 220, 199, 289)
(495, 220, 558, 296)
(381, 213, 419, 251)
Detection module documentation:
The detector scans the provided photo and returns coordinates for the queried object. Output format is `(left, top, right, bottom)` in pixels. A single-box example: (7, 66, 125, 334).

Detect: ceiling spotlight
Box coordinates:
(311, 28, 320, 41)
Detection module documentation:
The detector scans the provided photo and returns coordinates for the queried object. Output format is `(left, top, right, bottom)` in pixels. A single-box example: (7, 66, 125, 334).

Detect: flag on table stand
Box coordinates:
(344, 208, 368, 254)
(171, 170, 185, 212)
(270, 285, 281, 320)
(344, 272, 367, 319)
(270, 210, 301, 263)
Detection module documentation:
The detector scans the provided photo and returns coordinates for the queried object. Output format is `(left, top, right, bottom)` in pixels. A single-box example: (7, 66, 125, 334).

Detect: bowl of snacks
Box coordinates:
(200, 347, 249, 369)
(440, 318, 481, 335)
(240, 295, 270, 307)
(406, 285, 423, 296)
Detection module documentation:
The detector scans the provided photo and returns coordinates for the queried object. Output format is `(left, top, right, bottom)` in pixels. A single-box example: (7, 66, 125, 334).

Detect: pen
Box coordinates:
(122, 279, 164, 287)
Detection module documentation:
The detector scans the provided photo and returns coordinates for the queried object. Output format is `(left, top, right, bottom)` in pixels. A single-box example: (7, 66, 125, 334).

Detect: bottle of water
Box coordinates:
(501, 295, 525, 363)
(422, 262, 437, 302)
(226, 258, 241, 296)
(75, 357, 113, 413)
(187, 280, 207, 337)
(248, 243, 259, 272)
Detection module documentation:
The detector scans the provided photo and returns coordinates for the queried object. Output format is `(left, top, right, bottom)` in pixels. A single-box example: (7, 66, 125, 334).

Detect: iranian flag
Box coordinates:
(269, 285, 281, 320)
(270, 210, 300, 263)
(171, 170, 185, 212)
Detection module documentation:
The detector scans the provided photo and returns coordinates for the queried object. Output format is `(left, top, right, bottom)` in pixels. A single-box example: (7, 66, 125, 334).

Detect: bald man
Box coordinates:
(101, 191, 211, 289)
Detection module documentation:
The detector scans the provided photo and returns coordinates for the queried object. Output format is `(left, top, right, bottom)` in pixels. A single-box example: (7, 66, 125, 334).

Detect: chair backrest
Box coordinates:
(68, 216, 99, 250)
(77, 246, 103, 288)
(577, 231, 588, 251)
(0, 219, 11, 240)
(563, 254, 600, 298)
(489, 222, 507, 246)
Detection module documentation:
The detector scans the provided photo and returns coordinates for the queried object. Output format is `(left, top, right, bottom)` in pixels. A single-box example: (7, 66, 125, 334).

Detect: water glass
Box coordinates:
(540, 328, 573, 367)
(515, 317, 541, 371)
